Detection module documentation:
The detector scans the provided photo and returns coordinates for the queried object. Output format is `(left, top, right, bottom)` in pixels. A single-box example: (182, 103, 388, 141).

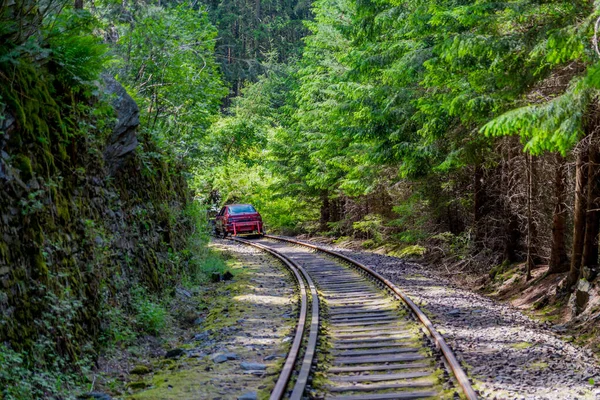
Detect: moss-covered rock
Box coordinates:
(0, 56, 194, 373)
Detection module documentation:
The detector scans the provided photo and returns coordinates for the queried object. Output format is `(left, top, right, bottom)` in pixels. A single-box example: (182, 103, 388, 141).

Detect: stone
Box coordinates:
(238, 392, 258, 400)
(194, 317, 205, 326)
(165, 348, 185, 359)
(176, 288, 192, 298)
(224, 352, 239, 360)
(188, 351, 207, 358)
(447, 309, 461, 316)
(211, 353, 228, 363)
(194, 331, 209, 341)
(78, 393, 112, 400)
(130, 365, 151, 375)
(569, 279, 594, 316)
(222, 271, 234, 281)
(240, 362, 267, 371)
(102, 75, 139, 174)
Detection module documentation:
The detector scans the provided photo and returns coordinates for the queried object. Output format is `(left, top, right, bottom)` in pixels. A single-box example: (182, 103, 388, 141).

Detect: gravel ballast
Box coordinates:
(284, 237, 600, 400)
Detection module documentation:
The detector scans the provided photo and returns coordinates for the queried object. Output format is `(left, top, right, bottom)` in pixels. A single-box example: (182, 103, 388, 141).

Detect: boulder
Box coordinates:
(102, 75, 139, 174)
(569, 279, 593, 317)
(165, 348, 185, 359)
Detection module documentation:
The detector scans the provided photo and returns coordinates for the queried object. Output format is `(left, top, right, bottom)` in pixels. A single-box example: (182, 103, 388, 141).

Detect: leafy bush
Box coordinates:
(396, 245, 427, 258)
(45, 9, 108, 85)
(353, 214, 384, 242)
(393, 230, 428, 244)
(100, 307, 136, 347)
(197, 250, 229, 277)
(132, 287, 168, 335)
(0, 342, 87, 400)
(430, 231, 473, 260)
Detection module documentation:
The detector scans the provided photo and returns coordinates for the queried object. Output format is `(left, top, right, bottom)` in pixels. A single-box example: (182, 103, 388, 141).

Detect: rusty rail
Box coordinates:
(230, 237, 319, 400)
(265, 234, 479, 400)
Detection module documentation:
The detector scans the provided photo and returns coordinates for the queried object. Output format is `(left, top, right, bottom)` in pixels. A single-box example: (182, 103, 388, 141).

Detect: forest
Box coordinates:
(205, 0, 600, 295)
(2, 0, 600, 397)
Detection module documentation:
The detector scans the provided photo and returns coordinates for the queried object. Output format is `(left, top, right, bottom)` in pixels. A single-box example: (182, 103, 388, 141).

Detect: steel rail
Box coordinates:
(230, 237, 319, 400)
(265, 234, 479, 400)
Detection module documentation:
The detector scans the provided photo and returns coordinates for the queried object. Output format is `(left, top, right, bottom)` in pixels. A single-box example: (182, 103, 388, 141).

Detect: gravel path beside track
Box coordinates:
(288, 238, 600, 400)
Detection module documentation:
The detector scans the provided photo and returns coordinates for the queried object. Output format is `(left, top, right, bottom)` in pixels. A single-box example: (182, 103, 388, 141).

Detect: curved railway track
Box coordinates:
(229, 235, 478, 400)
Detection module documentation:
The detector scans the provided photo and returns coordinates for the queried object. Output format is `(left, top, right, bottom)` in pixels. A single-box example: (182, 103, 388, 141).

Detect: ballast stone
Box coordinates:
(240, 362, 267, 371)
(238, 392, 258, 400)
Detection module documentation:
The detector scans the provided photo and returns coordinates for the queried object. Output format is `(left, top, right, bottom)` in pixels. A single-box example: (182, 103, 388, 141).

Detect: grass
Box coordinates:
(509, 341, 533, 350)
(527, 361, 548, 370)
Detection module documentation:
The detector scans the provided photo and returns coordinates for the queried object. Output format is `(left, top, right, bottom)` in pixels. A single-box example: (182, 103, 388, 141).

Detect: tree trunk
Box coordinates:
(582, 145, 600, 279)
(474, 164, 486, 247)
(526, 153, 536, 281)
(548, 154, 569, 274)
(319, 190, 330, 232)
(567, 149, 589, 288)
(74, 0, 83, 8)
(502, 141, 520, 263)
(474, 164, 484, 224)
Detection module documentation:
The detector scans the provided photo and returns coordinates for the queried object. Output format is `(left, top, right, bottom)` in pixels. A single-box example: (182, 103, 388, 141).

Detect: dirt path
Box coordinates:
(95, 240, 296, 399)
(138, 241, 296, 399)
(290, 237, 600, 400)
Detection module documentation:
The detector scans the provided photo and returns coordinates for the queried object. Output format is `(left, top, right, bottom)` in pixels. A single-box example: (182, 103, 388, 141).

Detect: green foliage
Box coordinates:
(101, 307, 136, 346)
(110, 4, 227, 162)
(0, 288, 93, 399)
(132, 287, 168, 335)
(0, 343, 84, 400)
(45, 9, 109, 86)
(430, 231, 473, 261)
(203, 0, 600, 253)
(204, 0, 311, 91)
(353, 214, 384, 242)
(197, 250, 229, 277)
(396, 245, 427, 258)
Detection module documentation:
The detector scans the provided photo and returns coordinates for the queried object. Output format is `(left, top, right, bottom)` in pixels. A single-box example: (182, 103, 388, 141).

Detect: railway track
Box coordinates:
(230, 235, 478, 400)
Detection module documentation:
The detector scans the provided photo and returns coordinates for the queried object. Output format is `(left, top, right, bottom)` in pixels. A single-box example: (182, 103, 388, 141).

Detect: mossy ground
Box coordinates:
(91, 242, 297, 399)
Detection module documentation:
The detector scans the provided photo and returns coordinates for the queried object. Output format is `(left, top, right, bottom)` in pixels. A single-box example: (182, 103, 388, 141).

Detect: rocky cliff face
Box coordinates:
(102, 75, 140, 174)
(0, 67, 193, 361)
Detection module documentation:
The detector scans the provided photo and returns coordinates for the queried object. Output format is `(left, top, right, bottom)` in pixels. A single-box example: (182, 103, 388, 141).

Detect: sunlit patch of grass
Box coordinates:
(509, 341, 533, 350)
(527, 361, 548, 370)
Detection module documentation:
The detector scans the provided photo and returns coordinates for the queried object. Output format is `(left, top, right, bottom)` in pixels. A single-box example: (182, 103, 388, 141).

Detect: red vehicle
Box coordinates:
(215, 204, 265, 237)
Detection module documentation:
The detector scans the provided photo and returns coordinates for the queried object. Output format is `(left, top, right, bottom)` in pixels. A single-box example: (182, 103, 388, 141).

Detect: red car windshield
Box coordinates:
(228, 205, 257, 214)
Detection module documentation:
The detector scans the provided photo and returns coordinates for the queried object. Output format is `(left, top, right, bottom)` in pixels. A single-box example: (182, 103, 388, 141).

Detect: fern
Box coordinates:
(482, 61, 600, 154)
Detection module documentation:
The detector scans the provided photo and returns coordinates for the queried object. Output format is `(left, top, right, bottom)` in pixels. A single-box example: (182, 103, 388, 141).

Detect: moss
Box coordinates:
(510, 341, 533, 350)
(14, 154, 33, 181)
(127, 381, 150, 390)
(55, 193, 71, 222)
(130, 365, 152, 375)
(527, 361, 549, 370)
(0, 49, 195, 397)
(32, 252, 49, 279)
(0, 241, 9, 263)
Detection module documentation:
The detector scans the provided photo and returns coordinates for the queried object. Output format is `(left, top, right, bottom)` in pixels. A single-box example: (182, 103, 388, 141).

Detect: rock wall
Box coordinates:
(0, 63, 193, 361)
